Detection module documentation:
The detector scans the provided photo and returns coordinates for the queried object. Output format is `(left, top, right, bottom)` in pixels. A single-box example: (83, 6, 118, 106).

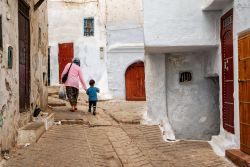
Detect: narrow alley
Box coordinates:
(1, 0, 250, 166)
(2, 90, 233, 167)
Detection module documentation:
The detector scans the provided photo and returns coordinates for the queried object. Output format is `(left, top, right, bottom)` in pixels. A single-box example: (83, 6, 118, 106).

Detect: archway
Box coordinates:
(125, 61, 146, 101)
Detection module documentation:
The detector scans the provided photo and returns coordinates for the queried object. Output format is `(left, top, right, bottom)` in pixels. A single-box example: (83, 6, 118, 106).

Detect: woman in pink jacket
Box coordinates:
(61, 58, 87, 112)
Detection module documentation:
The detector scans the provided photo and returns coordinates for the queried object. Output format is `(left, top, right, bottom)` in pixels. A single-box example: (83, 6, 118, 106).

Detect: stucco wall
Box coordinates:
(107, 50, 144, 99)
(145, 54, 176, 140)
(0, 0, 48, 151)
(48, 0, 110, 98)
(105, 0, 145, 99)
(48, 0, 144, 99)
(145, 54, 167, 122)
(143, 0, 221, 48)
(106, 0, 143, 26)
(166, 53, 220, 140)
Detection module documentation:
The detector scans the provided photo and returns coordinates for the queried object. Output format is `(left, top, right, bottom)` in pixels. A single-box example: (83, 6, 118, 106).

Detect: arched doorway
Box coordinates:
(125, 61, 146, 101)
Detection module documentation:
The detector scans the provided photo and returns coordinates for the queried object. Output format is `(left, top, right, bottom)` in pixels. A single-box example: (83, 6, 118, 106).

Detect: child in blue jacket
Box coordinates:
(86, 79, 100, 115)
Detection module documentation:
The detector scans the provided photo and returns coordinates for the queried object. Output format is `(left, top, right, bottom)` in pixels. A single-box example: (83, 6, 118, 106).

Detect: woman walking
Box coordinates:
(61, 57, 87, 112)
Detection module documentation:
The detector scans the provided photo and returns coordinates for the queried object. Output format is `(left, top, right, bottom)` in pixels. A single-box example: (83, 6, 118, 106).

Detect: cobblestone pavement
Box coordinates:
(3, 92, 234, 167)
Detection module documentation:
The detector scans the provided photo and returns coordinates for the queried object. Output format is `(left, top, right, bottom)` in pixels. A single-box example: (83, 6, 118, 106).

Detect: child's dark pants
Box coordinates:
(89, 101, 97, 113)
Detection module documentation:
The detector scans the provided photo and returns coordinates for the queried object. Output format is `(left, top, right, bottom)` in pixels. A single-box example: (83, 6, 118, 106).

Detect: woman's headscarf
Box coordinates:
(73, 57, 80, 66)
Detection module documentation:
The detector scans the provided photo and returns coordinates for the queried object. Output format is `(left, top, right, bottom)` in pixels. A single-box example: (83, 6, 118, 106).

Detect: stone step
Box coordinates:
(17, 122, 45, 146)
(17, 113, 55, 145)
(226, 149, 250, 167)
(48, 101, 66, 107)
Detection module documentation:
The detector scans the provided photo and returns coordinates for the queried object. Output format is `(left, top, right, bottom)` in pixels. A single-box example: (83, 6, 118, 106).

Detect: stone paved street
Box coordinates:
(3, 94, 234, 167)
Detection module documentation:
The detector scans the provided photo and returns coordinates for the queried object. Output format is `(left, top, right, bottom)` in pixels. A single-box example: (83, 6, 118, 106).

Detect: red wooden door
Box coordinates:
(125, 62, 146, 101)
(58, 43, 74, 81)
(238, 32, 250, 154)
(18, 0, 30, 113)
(221, 9, 234, 134)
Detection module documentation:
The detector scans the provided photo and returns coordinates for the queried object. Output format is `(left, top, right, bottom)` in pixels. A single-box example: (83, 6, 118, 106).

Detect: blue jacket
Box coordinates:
(86, 87, 100, 101)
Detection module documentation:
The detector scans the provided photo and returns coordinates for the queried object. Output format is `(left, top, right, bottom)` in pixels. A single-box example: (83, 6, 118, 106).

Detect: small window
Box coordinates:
(179, 72, 192, 83)
(8, 46, 13, 69)
(38, 27, 41, 47)
(0, 15, 3, 51)
(84, 18, 94, 36)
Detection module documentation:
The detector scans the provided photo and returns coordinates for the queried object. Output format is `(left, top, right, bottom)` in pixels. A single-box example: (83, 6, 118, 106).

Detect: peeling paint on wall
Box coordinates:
(0, 0, 48, 150)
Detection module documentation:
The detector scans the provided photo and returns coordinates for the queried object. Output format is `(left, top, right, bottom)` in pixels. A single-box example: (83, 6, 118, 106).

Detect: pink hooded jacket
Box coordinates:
(61, 63, 87, 91)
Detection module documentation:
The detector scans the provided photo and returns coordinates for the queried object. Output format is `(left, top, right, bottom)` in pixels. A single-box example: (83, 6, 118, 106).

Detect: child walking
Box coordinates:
(86, 79, 100, 115)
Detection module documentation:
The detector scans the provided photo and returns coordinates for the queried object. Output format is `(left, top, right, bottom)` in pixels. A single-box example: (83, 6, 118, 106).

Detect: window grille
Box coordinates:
(223, 15, 233, 28)
(0, 15, 3, 51)
(84, 18, 94, 36)
(179, 72, 192, 83)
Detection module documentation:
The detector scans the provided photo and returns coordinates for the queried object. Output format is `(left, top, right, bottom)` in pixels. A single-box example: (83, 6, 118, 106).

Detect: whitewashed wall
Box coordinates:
(106, 0, 145, 99)
(144, 0, 220, 49)
(144, 0, 250, 156)
(166, 53, 220, 140)
(48, 0, 145, 99)
(108, 46, 144, 99)
(48, 0, 110, 98)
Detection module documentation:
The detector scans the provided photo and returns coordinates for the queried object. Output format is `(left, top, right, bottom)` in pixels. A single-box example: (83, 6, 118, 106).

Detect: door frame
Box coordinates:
(18, 0, 31, 113)
(220, 8, 235, 134)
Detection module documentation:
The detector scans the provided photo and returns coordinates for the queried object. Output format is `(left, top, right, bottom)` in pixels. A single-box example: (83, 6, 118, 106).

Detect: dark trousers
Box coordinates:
(89, 101, 97, 111)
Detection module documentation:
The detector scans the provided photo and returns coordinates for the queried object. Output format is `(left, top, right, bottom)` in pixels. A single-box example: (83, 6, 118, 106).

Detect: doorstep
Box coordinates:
(17, 122, 45, 146)
(17, 113, 55, 146)
(226, 149, 250, 167)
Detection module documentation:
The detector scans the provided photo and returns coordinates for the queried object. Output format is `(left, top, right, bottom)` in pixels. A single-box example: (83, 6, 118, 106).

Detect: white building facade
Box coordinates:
(48, 0, 145, 100)
(144, 0, 250, 159)
(106, 0, 145, 99)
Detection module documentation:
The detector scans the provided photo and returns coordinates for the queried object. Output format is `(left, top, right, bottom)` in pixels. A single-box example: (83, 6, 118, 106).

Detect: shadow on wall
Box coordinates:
(166, 53, 220, 140)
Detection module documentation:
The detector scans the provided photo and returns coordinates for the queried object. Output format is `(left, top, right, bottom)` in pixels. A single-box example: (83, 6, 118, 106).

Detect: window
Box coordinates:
(179, 72, 192, 83)
(0, 15, 3, 51)
(38, 27, 41, 47)
(8, 46, 13, 69)
(84, 18, 94, 36)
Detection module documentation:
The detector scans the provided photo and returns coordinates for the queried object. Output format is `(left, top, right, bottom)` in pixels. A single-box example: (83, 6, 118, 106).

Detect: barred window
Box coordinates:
(0, 15, 3, 50)
(179, 72, 192, 83)
(84, 18, 94, 36)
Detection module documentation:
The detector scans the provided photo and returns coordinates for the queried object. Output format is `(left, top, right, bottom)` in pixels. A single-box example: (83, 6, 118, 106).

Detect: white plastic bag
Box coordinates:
(59, 85, 66, 99)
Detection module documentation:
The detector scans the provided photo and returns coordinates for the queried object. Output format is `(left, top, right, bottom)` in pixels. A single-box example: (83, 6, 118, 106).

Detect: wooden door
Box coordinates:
(221, 9, 234, 133)
(18, 0, 30, 113)
(239, 32, 250, 154)
(125, 62, 146, 101)
(58, 43, 74, 82)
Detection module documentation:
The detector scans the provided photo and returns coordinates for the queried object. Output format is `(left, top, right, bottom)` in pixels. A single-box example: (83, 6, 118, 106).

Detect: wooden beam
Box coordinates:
(34, 0, 45, 11)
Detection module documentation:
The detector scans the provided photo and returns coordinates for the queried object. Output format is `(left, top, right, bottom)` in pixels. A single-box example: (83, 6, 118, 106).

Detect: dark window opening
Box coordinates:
(0, 15, 3, 51)
(8, 46, 13, 69)
(38, 27, 41, 47)
(179, 72, 192, 83)
(48, 47, 50, 86)
(84, 18, 94, 36)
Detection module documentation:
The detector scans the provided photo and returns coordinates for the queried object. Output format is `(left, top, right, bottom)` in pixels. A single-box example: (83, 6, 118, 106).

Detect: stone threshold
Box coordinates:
(226, 149, 250, 167)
